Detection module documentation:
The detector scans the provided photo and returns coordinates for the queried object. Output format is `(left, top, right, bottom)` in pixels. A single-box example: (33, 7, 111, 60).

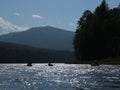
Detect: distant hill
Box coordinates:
(0, 41, 74, 63)
(0, 26, 74, 51)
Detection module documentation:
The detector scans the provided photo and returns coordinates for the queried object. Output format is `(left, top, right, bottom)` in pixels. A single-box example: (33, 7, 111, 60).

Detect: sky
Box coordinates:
(0, 0, 120, 34)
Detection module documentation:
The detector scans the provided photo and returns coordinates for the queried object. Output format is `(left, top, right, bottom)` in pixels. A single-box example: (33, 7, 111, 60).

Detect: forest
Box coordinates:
(0, 41, 74, 63)
(74, 0, 120, 63)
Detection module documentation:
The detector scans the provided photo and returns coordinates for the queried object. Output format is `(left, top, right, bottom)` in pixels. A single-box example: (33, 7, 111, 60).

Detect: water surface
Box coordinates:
(0, 64, 120, 90)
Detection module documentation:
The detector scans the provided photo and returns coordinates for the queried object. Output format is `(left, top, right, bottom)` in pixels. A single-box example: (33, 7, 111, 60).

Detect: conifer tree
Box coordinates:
(73, 0, 120, 61)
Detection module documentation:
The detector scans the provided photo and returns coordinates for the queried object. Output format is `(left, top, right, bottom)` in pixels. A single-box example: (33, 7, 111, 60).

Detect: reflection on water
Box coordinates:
(0, 64, 120, 90)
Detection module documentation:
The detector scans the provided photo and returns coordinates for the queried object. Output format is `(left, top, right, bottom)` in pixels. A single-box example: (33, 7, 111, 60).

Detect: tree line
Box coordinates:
(0, 42, 74, 63)
(74, 0, 120, 61)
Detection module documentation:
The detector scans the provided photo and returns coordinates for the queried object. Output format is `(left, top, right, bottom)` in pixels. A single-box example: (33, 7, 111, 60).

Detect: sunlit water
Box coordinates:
(0, 64, 120, 90)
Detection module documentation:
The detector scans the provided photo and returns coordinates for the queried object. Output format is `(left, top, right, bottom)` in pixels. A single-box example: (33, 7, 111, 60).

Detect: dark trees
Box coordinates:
(74, 0, 120, 60)
(0, 42, 74, 63)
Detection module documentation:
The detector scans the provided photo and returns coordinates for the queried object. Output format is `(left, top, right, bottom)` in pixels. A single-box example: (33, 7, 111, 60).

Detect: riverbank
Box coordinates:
(68, 58, 120, 65)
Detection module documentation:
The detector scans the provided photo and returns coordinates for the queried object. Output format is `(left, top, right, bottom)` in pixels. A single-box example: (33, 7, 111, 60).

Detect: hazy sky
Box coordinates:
(0, 0, 119, 32)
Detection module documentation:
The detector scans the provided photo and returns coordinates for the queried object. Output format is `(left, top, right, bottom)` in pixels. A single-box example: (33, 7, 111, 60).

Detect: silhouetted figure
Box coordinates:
(27, 63, 32, 66)
(48, 63, 53, 66)
(91, 62, 100, 66)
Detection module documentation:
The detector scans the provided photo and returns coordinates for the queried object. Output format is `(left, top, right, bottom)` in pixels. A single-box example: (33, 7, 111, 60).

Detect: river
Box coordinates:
(0, 64, 120, 90)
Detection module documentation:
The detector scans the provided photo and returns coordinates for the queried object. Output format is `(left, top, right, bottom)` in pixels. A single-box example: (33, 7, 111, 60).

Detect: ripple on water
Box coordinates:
(0, 64, 120, 90)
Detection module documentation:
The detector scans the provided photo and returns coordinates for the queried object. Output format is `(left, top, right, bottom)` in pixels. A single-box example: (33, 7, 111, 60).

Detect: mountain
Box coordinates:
(0, 26, 74, 51)
(0, 41, 74, 63)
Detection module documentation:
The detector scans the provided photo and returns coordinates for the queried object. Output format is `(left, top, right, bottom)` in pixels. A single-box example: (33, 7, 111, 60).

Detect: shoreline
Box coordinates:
(67, 58, 120, 65)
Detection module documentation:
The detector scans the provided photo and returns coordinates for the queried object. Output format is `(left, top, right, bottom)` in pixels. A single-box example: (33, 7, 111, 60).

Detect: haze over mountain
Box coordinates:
(0, 26, 74, 51)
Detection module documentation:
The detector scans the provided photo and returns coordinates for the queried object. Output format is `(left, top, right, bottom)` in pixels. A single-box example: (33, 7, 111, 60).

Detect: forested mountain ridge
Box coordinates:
(0, 41, 74, 63)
